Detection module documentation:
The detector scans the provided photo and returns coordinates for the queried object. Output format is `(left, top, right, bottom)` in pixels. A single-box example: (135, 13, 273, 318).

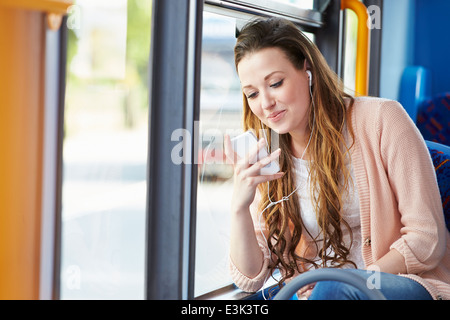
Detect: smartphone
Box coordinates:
(230, 131, 280, 175)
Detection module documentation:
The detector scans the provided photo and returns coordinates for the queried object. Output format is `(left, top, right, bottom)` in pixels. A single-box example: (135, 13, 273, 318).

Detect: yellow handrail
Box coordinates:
(0, 0, 73, 30)
(0, 0, 72, 14)
(341, 0, 370, 96)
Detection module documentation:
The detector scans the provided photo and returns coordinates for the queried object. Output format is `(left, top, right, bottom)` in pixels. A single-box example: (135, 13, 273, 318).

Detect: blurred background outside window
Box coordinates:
(61, 0, 151, 299)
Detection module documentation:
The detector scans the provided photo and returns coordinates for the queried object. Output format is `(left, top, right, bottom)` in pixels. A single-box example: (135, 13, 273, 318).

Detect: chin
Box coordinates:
(267, 125, 290, 135)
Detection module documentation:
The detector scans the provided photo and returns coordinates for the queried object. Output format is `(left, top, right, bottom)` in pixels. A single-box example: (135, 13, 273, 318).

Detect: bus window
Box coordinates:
(195, 10, 241, 297)
(60, 0, 151, 299)
(342, 7, 358, 95)
(195, 4, 316, 298)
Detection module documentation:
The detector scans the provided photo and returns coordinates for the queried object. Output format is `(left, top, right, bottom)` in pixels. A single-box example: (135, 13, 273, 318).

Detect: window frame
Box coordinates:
(145, 0, 203, 300)
(43, 16, 68, 301)
(206, 0, 323, 28)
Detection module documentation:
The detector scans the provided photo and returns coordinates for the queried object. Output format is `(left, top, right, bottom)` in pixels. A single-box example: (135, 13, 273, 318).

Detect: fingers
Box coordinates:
(224, 134, 269, 167)
(298, 283, 316, 300)
(248, 171, 285, 186)
(243, 137, 267, 165)
(240, 148, 284, 186)
(224, 133, 283, 183)
(245, 148, 281, 176)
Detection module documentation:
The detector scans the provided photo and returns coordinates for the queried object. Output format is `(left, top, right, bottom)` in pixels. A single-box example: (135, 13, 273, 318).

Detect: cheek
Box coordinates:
(247, 101, 263, 118)
(290, 88, 310, 113)
(288, 84, 308, 104)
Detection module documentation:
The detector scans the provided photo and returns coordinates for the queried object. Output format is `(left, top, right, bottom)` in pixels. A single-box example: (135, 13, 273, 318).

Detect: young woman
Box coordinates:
(224, 17, 449, 300)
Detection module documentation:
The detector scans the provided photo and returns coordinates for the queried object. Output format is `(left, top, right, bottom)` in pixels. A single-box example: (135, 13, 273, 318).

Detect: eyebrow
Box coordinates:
(242, 71, 284, 89)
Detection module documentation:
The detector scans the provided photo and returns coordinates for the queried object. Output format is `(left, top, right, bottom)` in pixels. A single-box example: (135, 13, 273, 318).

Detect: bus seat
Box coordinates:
(417, 94, 450, 146)
(399, 66, 432, 122)
(426, 140, 450, 231)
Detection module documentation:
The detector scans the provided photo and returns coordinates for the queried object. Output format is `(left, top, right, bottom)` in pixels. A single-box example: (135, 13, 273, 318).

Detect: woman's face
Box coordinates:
(237, 47, 311, 136)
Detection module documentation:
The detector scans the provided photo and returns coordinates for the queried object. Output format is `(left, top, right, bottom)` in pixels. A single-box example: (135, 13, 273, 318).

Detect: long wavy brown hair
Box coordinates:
(234, 17, 357, 286)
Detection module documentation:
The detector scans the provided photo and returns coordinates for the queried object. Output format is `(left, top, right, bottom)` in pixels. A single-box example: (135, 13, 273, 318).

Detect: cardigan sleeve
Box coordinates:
(377, 100, 446, 274)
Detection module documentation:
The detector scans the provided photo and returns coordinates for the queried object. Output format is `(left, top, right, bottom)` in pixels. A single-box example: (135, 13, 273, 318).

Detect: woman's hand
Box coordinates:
(224, 134, 284, 213)
(297, 283, 316, 300)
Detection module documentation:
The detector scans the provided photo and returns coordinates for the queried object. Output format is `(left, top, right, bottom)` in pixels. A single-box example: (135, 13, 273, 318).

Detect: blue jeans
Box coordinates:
(307, 269, 433, 300)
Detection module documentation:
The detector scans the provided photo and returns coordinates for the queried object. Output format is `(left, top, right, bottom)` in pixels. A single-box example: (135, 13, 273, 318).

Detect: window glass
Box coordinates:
(343, 8, 358, 94)
(60, 0, 151, 299)
(195, 11, 242, 297)
(195, 9, 316, 298)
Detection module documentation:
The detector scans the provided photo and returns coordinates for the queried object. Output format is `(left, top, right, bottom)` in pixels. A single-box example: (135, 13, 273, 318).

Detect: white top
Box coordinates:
(292, 156, 365, 269)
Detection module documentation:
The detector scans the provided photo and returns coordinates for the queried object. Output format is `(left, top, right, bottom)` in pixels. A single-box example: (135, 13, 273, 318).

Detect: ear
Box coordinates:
(303, 59, 312, 71)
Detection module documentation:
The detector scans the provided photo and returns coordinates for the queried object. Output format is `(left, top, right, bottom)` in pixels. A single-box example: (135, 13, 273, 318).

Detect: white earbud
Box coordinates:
(306, 70, 312, 87)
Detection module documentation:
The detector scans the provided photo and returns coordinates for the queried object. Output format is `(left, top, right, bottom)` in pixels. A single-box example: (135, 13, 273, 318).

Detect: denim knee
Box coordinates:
(309, 280, 369, 300)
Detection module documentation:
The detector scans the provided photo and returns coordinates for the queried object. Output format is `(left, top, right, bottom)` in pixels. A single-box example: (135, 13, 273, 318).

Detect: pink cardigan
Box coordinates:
(229, 97, 450, 300)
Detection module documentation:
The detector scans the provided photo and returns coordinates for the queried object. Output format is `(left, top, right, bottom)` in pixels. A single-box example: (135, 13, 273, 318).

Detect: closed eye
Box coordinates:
(247, 92, 258, 99)
(270, 79, 284, 88)
(245, 79, 283, 99)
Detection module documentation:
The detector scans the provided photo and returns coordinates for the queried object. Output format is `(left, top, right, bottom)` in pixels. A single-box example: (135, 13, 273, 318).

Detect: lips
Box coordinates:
(267, 110, 286, 122)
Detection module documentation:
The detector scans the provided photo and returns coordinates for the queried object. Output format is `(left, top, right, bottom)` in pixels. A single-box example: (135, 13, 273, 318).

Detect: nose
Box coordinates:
(261, 90, 275, 110)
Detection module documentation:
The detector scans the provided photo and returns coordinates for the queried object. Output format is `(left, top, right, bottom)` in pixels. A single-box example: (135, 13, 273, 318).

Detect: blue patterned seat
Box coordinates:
(426, 140, 450, 231)
(417, 94, 450, 147)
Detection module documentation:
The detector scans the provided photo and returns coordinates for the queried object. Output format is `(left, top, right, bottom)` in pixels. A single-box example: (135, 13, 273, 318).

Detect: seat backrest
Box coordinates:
(426, 140, 450, 231)
(399, 66, 432, 121)
(417, 93, 450, 146)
